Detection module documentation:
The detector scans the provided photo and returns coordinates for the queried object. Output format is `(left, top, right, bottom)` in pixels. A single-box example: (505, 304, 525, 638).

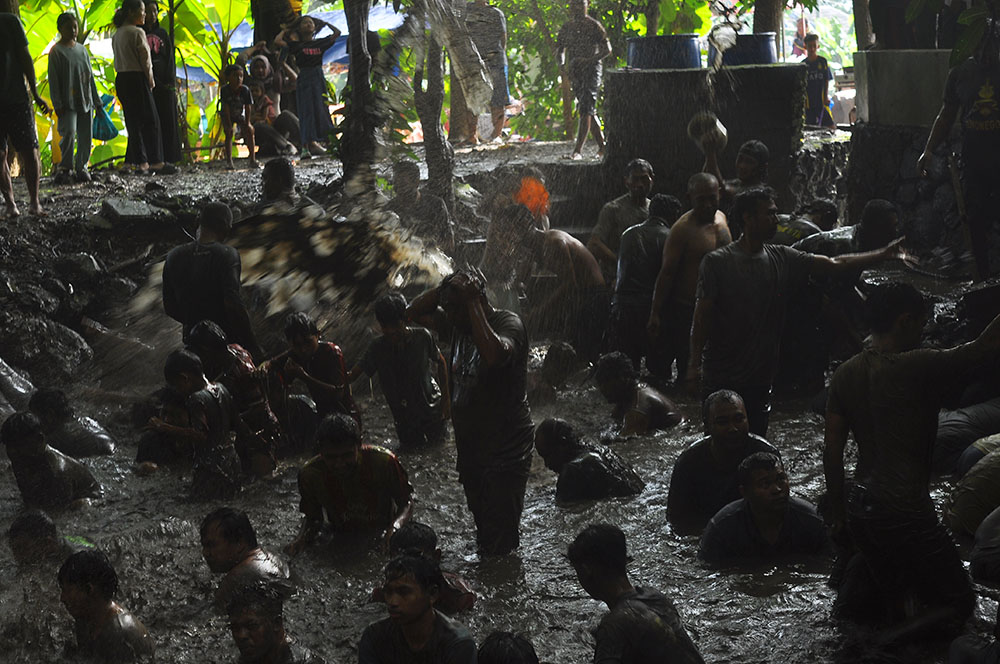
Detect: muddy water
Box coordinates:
(2, 324, 994, 663)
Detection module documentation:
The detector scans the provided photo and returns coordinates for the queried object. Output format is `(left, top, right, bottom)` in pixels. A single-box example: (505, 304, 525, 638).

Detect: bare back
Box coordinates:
(543, 229, 606, 290)
(667, 210, 731, 306)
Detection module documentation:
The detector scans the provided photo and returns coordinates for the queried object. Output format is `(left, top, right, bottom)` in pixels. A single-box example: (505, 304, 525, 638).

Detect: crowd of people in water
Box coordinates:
(4, 0, 1000, 662)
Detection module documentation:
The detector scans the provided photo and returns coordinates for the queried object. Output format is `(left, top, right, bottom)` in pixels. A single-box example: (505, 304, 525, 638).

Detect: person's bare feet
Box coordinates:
(28, 202, 46, 216)
(570, 152, 583, 160)
(4, 201, 18, 218)
(596, 149, 605, 159)
(308, 141, 327, 155)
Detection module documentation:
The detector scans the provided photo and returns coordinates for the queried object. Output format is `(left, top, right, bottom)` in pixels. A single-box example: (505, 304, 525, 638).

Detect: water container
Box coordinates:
(706, 32, 778, 66)
(626, 34, 702, 69)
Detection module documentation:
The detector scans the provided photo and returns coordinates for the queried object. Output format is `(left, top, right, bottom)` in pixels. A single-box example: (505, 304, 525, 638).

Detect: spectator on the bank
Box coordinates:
(594, 352, 681, 436)
(556, 0, 611, 160)
(1, 412, 102, 510)
(49, 12, 100, 185)
(58, 550, 156, 662)
(247, 80, 296, 157)
(803, 33, 835, 128)
(220, 64, 257, 170)
(588, 159, 653, 283)
(28, 387, 116, 457)
(534, 417, 644, 502)
(0, 5, 50, 216)
(143, 1, 181, 164)
(348, 292, 449, 448)
(455, 0, 509, 143)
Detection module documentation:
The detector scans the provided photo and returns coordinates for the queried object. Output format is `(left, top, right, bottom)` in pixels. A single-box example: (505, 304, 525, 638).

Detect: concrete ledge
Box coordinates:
(854, 50, 951, 127)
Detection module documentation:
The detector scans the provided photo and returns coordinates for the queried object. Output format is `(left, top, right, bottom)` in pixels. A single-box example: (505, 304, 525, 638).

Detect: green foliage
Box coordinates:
(810, 13, 856, 67)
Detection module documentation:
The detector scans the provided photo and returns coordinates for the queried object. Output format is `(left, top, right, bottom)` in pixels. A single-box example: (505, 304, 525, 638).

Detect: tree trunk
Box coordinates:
(340, 0, 380, 184)
(415, 37, 455, 213)
(252, 0, 297, 46)
(527, 0, 574, 139)
(853, 0, 875, 49)
(752, 0, 783, 34)
(646, 0, 660, 36)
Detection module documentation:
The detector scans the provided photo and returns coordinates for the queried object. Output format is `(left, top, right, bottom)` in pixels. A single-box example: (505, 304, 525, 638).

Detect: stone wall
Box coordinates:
(787, 131, 851, 216)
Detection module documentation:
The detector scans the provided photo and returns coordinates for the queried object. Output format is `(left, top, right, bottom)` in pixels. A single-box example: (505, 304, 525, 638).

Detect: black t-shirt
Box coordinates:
(944, 58, 1000, 168)
(804, 55, 833, 125)
(449, 309, 534, 473)
(145, 26, 174, 87)
(557, 443, 644, 502)
(360, 328, 444, 431)
(289, 34, 337, 69)
(556, 16, 607, 72)
(0, 14, 29, 110)
(221, 83, 253, 121)
(667, 434, 779, 532)
(698, 496, 829, 566)
(594, 587, 704, 664)
(162, 240, 243, 336)
(613, 217, 671, 309)
(359, 611, 476, 664)
(465, 3, 506, 63)
(772, 215, 821, 247)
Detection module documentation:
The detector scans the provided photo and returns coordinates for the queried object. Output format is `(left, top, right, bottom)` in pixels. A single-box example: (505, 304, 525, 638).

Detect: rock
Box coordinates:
(145, 181, 168, 192)
(14, 283, 60, 315)
(57, 253, 103, 280)
(0, 314, 94, 381)
(100, 197, 174, 226)
(0, 356, 34, 409)
(933, 183, 957, 214)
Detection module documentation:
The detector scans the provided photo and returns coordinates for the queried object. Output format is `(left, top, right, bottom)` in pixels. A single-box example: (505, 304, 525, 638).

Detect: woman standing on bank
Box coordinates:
(112, 0, 174, 174)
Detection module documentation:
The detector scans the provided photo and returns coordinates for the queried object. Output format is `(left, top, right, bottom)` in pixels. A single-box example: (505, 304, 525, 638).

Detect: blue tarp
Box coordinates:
(177, 6, 406, 83)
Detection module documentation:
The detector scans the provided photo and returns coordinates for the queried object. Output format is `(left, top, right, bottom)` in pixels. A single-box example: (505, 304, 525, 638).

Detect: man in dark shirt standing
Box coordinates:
(687, 187, 902, 436)
(567, 524, 705, 664)
(408, 270, 534, 556)
(803, 33, 835, 128)
(919, 25, 1000, 281)
(162, 202, 262, 360)
(667, 390, 778, 534)
(588, 159, 653, 283)
(825, 282, 1000, 639)
(699, 452, 827, 567)
(557, 0, 611, 160)
(144, 1, 181, 164)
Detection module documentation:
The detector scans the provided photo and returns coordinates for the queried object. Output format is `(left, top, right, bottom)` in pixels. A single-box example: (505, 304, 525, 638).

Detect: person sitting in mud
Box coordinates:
(567, 523, 705, 664)
(28, 387, 116, 457)
(347, 292, 449, 448)
(478, 632, 540, 664)
(386, 160, 455, 254)
(530, 341, 582, 404)
(162, 201, 263, 360)
(264, 312, 359, 430)
(8, 509, 93, 568)
(286, 414, 413, 556)
(772, 198, 838, 246)
(227, 584, 325, 664)
(611, 193, 682, 379)
(135, 387, 192, 469)
(58, 549, 155, 662)
(667, 390, 779, 535)
(200, 506, 292, 611)
(947, 447, 1000, 537)
(370, 521, 476, 615)
(794, 198, 899, 258)
(703, 139, 769, 230)
(934, 396, 1000, 476)
(969, 505, 1000, 586)
(534, 417, 644, 502)
(949, 603, 1000, 664)
(260, 157, 299, 206)
(359, 553, 477, 664)
(150, 349, 246, 500)
(587, 159, 654, 284)
(593, 352, 681, 436)
(1, 412, 101, 510)
(698, 452, 828, 567)
(187, 320, 281, 471)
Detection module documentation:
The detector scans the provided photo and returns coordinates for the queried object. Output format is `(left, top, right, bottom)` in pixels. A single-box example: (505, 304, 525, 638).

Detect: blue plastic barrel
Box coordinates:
(706, 32, 778, 66)
(627, 34, 702, 69)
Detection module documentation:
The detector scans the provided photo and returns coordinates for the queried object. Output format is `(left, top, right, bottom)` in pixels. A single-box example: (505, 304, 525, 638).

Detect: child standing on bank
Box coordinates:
(48, 12, 100, 184)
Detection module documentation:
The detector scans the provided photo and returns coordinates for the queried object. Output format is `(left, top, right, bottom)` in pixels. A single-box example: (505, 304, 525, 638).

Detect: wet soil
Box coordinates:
(0, 149, 994, 664)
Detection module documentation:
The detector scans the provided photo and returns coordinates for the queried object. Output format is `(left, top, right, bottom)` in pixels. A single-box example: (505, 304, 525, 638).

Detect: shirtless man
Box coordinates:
(593, 352, 681, 436)
(703, 139, 769, 230)
(647, 173, 731, 383)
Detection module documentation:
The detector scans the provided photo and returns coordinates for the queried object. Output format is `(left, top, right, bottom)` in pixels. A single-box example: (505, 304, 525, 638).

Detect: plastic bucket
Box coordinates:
(706, 32, 778, 66)
(627, 34, 702, 69)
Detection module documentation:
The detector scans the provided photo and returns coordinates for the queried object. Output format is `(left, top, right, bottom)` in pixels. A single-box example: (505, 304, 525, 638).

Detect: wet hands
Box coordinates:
(147, 416, 172, 433)
(285, 358, 307, 380)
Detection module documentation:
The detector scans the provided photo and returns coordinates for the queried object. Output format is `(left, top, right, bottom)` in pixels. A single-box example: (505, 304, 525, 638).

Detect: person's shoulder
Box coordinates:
(786, 495, 821, 516)
(361, 615, 396, 640)
(299, 455, 326, 479)
(360, 444, 399, 462)
(489, 308, 525, 335)
(675, 436, 711, 465)
(707, 498, 748, 526)
(435, 610, 475, 645)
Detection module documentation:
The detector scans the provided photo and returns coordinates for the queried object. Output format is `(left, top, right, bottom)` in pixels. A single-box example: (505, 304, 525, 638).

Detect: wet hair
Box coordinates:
(535, 418, 584, 453)
(9, 510, 57, 541)
(625, 158, 653, 178)
(439, 269, 488, 302)
(186, 320, 229, 353)
(384, 553, 444, 593)
(227, 582, 285, 621)
(58, 550, 118, 599)
(808, 198, 838, 230)
(29, 388, 74, 422)
(283, 311, 319, 340)
(57, 12, 78, 30)
(729, 186, 775, 230)
(163, 349, 205, 382)
(478, 632, 541, 664)
(262, 158, 295, 191)
(315, 413, 361, 449)
(649, 194, 682, 224)
(567, 523, 630, 572)
(389, 521, 438, 555)
(490, 203, 536, 239)
(200, 506, 258, 548)
(687, 171, 719, 193)
(860, 199, 897, 228)
(593, 352, 638, 388)
(702, 389, 745, 426)
(393, 160, 420, 185)
(866, 282, 926, 334)
(224, 63, 244, 78)
(113, 0, 144, 27)
(803, 32, 819, 44)
(738, 451, 782, 486)
(541, 341, 578, 387)
(521, 166, 545, 183)
(1, 412, 44, 447)
(198, 202, 234, 239)
(737, 140, 770, 166)
(857, 199, 898, 250)
(374, 292, 407, 326)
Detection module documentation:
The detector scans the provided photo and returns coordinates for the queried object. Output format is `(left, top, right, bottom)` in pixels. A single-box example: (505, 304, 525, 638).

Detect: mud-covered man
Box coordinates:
(588, 159, 654, 283)
(593, 352, 681, 437)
